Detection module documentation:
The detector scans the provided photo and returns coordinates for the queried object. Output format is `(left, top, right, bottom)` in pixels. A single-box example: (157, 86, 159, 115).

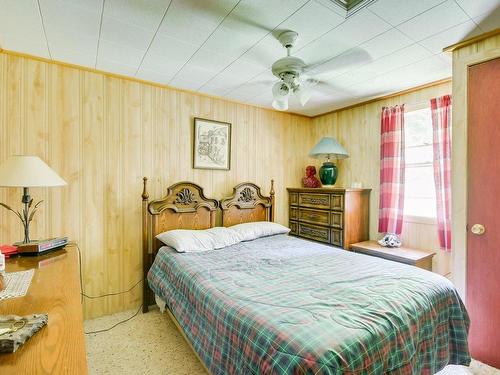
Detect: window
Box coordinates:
(404, 108, 436, 219)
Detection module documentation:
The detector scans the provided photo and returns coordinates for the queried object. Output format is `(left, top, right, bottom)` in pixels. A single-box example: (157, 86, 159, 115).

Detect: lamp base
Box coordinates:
(319, 162, 338, 186)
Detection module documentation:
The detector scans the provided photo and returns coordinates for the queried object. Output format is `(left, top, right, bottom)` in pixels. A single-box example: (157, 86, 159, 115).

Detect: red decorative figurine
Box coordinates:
(302, 165, 321, 188)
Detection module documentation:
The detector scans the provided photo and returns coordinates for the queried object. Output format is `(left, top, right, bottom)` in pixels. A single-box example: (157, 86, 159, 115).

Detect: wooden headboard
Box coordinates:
(141, 178, 218, 311)
(220, 180, 275, 227)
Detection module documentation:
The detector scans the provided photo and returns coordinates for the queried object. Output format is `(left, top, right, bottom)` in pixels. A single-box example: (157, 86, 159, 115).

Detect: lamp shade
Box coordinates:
(0, 155, 67, 187)
(309, 137, 349, 160)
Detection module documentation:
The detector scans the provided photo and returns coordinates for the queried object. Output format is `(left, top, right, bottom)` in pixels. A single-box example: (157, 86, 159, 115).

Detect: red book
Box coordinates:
(0, 244, 18, 258)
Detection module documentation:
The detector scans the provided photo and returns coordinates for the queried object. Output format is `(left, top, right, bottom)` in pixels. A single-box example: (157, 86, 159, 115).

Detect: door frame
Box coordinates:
(451, 36, 500, 301)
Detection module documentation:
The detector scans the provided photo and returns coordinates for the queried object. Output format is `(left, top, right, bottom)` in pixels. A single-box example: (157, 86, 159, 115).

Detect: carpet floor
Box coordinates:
(85, 308, 499, 375)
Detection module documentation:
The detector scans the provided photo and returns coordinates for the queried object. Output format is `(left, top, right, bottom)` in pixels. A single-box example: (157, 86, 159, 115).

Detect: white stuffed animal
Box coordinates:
(378, 233, 401, 248)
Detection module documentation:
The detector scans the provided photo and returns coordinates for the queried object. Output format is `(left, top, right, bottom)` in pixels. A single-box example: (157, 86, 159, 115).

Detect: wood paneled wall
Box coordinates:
(0, 52, 312, 318)
(451, 32, 500, 299)
(310, 81, 452, 276)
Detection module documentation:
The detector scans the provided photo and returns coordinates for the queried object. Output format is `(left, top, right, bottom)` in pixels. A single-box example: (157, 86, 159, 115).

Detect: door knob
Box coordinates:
(471, 224, 486, 235)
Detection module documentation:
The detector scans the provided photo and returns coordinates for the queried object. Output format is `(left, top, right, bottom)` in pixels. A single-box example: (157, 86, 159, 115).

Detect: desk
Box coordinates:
(0, 247, 87, 374)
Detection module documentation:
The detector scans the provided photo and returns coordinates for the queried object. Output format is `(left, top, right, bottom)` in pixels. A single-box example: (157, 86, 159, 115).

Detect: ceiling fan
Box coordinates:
(268, 30, 370, 111)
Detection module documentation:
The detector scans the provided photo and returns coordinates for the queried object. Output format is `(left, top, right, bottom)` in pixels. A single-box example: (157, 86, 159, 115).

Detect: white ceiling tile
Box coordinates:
(171, 65, 219, 88)
(0, 32, 50, 58)
(352, 55, 450, 95)
(369, 0, 446, 26)
(51, 48, 95, 67)
(96, 59, 137, 76)
(187, 49, 235, 72)
(397, 0, 469, 41)
(144, 34, 198, 63)
(201, 0, 307, 57)
(40, 0, 101, 65)
(328, 44, 433, 86)
(455, 0, 500, 19)
(158, 0, 239, 46)
(277, 1, 345, 49)
(296, 9, 391, 66)
(97, 39, 144, 67)
(358, 28, 414, 61)
(100, 16, 154, 51)
(40, 0, 102, 36)
(420, 20, 481, 54)
(209, 59, 266, 86)
(46, 29, 98, 60)
(168, 77, 202, 91)
(239, 36, 286, 68)
(103, 0, 170, 30)
(473, 6, 500, 32)
(0, 0, 49, 57)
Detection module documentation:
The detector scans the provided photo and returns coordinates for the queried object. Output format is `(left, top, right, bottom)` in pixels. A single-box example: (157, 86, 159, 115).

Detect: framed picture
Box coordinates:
(193, 118, 231, 170)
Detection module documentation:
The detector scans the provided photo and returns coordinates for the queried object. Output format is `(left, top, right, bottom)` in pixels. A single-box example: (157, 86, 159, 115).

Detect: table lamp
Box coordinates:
(0, 155, 66, 244)
(309, 137, 349, 186)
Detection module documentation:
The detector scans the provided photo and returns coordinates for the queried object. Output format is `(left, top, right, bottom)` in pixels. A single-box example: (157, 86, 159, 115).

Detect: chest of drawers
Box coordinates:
(287, 187, 371, 249)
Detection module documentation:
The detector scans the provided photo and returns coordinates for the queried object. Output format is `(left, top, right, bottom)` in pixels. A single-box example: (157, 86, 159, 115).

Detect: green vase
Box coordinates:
(319, 162, 338, 185)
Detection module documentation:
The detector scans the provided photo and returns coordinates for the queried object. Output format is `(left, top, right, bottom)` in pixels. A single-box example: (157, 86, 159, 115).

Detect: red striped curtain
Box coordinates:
(431, 95, 452, 251)
(378, 105, 405, 235)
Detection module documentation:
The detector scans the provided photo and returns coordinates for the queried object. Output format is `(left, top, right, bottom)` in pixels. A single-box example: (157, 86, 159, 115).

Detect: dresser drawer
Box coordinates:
(298, 223, 330, 244)
(299, 208, 330, 226)
(289, 207, 298, 221)
(331, 229, 343, 247)
(289, 221, 298, 235)
(331, 211, 343, 229)
(331, 194, 344, 211)
(299, 193, 330, 209)
(289, 192, 298, 206)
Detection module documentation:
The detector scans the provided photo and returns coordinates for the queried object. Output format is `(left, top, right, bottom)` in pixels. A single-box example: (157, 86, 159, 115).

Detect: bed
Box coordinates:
(141, 179, 470, 374)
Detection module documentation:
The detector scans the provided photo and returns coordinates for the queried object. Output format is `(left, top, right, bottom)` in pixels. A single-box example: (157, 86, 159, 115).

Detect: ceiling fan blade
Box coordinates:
(295, 79, 319, 106)
(304, 48, 372, 76)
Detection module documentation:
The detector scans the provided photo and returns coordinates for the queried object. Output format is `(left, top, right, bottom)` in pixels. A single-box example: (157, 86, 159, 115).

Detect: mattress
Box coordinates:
(148, 234, 470, 375)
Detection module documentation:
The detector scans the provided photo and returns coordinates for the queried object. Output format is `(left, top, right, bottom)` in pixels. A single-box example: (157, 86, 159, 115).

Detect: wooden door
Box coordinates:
(467, 57, 500, 368)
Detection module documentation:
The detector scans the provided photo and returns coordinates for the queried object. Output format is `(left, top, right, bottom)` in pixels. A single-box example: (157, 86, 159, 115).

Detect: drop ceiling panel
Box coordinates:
(97, 39, 145, 68)
(0, 0, 49, 57)
(97, 59, 137, 76)
(295, 10, 391, 66)
(396, 0, 470, 41)
(157, 0, 239, 46)
(420, 20, 482, 54)
(368, 0, 446, 26)
(455, 0, 500, 19)
(473, 6, 500, 32)
(103, 0, 171, 30)
(100, 16, 155, 51)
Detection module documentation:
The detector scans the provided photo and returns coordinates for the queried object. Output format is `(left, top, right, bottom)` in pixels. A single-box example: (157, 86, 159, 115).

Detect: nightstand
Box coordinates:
(351, 240, 435, 271)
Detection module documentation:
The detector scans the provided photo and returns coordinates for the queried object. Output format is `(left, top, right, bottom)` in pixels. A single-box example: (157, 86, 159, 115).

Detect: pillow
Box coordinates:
(156, 227, 240, 253)
(229, 221, 290, 242)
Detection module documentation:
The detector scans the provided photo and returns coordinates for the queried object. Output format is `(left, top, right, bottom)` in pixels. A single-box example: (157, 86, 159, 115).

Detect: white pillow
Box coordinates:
(229, 221, 290, 242)
(156, 227, 240, 253)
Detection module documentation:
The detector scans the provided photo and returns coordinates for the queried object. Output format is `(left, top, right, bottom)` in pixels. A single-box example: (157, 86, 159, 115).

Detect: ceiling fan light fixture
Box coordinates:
(272, 99, 288, 111)
(272, 81, 290, 100)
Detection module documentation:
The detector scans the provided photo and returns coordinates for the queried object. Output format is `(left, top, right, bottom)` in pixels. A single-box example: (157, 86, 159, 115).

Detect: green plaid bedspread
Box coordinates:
(148, 234, 470, 374)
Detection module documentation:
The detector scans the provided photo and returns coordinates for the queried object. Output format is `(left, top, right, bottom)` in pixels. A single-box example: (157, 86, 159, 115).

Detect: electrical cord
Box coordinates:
(84, 304, 143, 335)
(69, 242, 143, 301)
(68, 242, 144, 334)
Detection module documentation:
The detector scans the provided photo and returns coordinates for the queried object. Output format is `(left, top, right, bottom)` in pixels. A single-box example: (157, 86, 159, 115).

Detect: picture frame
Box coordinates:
(193, 118, 231, 170)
